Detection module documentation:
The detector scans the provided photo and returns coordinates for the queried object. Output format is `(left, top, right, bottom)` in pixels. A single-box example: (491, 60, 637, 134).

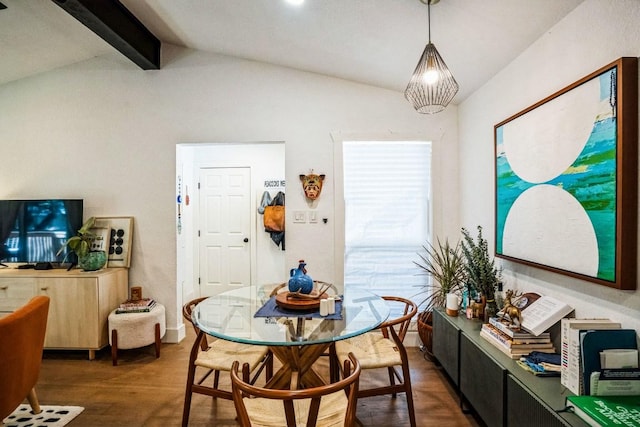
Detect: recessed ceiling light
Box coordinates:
(285, 0, 304, 5)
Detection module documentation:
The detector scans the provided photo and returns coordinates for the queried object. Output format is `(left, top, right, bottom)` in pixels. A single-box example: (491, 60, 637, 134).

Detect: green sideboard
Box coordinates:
(432, 308, 588, 427)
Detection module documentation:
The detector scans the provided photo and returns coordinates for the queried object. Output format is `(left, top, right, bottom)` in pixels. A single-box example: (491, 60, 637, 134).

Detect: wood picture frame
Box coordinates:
(93, 216, 134, 268)
(494, 57, 638, 290)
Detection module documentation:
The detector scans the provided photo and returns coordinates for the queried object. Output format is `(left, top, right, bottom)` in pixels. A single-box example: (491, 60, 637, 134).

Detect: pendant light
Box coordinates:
(404, 0, 458, 114)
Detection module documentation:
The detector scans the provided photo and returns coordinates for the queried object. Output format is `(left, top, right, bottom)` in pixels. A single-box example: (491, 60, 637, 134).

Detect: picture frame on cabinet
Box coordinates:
(93, 216, 134, 268)
(494, 57, 638, 290)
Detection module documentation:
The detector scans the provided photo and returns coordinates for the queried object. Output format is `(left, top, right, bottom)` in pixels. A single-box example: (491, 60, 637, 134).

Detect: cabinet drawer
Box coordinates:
(0, 278, 37, 311)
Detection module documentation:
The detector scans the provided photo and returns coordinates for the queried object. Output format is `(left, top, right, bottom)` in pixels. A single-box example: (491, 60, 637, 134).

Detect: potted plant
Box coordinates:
(460, 225, 501, 320)
(413, 237, 466, 355)
(57, 216, 107, 271)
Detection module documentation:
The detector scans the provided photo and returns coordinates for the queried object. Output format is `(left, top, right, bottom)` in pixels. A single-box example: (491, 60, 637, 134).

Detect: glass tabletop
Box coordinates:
(192, 287, 390, 346)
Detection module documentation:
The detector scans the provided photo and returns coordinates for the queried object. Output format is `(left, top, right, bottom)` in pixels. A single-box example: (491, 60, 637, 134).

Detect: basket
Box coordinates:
(417, 310, 434, 355)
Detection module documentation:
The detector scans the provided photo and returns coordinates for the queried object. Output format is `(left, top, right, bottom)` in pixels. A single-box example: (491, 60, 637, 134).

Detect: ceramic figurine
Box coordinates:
(288, 260, 314, 294)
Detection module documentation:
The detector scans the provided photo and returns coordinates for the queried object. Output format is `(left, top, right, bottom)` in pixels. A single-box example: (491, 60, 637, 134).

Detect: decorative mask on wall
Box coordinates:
(300, 173, 325, 201)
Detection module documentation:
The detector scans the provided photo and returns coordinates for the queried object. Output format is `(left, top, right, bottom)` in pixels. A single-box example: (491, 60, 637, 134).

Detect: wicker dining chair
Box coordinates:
(181, 297, 273, 427)
(231, 352, 361, 427)
(333, 296, 418, 427)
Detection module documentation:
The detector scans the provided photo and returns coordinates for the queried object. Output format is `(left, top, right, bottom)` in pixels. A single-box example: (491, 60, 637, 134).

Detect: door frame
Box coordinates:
(176, 142, 286, 306)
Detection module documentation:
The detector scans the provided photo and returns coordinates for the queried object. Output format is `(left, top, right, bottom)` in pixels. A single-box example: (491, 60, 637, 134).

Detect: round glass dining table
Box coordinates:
(192, 286, 390, 389)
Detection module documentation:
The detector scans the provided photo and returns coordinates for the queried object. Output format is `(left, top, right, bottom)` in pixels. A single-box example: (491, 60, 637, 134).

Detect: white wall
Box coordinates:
(458, 0, 640, 332)
(0, 44, 459, 341)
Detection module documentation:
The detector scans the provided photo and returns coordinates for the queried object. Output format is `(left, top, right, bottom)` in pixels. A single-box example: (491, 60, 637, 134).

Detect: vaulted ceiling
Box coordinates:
(0, 0, 584, 103)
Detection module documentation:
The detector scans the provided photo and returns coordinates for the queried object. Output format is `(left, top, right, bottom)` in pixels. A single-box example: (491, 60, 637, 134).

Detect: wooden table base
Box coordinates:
(266, 342, 331, 389)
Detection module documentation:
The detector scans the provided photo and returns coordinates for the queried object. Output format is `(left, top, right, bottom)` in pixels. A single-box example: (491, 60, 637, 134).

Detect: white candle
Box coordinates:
(446, 293, 459, 316)
(327, 297, 336, 314)
(319, 299, 329, 316)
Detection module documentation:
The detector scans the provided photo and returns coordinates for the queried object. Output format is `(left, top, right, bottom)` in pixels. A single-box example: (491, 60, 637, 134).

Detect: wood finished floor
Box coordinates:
(35, 328, 481, 427)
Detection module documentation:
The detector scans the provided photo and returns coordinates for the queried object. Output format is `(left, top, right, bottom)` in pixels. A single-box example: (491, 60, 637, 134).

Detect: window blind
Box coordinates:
(343, 141, 431, 306)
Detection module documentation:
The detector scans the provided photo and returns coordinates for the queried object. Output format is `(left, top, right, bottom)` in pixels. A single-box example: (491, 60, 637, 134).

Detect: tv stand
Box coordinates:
(0, 268, 128, 359)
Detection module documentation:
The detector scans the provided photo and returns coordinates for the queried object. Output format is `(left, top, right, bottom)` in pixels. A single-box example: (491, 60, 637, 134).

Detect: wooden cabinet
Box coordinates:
(432, 308, 587, 427)
(0, 268, 128, 359)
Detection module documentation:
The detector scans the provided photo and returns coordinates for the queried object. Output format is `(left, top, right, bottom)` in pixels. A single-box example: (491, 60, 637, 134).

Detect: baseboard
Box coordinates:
(163, 323, 186, 343)
(406, 330, 420, 347)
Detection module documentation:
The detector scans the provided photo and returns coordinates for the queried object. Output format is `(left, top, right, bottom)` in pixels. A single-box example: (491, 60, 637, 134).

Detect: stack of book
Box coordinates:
(481, 317, 555, 359)
(565, 395, 640, 426)
(116, 298, 156, 314)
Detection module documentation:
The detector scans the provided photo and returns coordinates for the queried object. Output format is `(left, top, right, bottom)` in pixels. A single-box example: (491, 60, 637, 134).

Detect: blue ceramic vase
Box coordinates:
(288, 260, 314, 294)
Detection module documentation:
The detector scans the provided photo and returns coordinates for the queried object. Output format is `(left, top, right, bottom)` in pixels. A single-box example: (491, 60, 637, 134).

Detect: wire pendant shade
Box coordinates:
(405, 42, 458, 114)
(405, 0, 458, 114)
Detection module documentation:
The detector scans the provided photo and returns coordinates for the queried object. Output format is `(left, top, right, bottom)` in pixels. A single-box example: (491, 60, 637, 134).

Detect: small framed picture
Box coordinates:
(93, 217, 134, 268)
(88, 227, 110, 252)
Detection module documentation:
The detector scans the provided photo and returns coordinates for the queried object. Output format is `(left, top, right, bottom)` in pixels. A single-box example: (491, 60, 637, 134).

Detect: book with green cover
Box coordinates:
(565, 395, 640, 426)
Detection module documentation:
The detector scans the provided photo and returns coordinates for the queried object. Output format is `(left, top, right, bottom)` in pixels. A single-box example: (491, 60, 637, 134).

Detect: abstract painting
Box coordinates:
(494, 58, 637, 290)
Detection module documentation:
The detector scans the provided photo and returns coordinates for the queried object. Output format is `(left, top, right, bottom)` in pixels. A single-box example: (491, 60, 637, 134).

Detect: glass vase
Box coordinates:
(484, 298, 498, 323)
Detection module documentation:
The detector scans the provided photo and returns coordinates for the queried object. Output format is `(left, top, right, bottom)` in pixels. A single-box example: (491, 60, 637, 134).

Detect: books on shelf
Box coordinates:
(488, 316, 550, 340)
(565, 395, 640, 427)
(560, 318, 622, 395)
(519, 295, 574, 336)
(116, 298, 156, 314)
(480, 323, 555, 359)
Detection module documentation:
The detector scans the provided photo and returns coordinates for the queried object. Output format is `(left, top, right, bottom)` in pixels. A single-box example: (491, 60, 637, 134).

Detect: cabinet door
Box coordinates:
(0, 278, 37, 313)
(460, 333, 506, 427)
(506, 375, 572, 427)
(433, 309, 461, 386)
(38, 277, 99, 348)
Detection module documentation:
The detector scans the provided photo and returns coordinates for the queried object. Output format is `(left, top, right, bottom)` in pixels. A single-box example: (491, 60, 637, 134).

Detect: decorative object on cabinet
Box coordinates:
(77, 250, 107, 272)
(93, 217, 134, 268)
(495, 57, 638, 290)
(499, 289, 523, 329)
(299, 172, 325, 201)
(56, 216, 107, 271)
(461, 225, 501, 320)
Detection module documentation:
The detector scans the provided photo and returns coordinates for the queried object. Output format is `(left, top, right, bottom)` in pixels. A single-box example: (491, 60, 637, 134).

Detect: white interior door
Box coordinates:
(199, 167, 251, 296)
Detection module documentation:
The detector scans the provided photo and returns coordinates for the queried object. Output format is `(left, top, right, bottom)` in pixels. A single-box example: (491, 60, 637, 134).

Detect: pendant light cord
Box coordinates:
(427, 1, 431, 43)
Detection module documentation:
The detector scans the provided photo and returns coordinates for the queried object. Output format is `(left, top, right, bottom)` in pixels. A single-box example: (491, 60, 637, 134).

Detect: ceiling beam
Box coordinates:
(51, 0, 160, 70)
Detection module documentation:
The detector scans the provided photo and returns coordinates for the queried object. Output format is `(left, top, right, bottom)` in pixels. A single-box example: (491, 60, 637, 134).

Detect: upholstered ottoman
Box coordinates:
(108, 303, 166, 366)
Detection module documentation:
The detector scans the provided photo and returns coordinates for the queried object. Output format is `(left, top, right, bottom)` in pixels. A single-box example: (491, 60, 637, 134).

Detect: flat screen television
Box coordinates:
(0, 199, 83, 265)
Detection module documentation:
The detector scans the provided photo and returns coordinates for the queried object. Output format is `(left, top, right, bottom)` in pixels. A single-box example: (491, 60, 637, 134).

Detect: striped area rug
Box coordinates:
(3, 405, 84, 427)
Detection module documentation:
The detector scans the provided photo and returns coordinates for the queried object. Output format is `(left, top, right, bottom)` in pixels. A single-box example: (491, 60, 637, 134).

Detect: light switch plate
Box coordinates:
(308, 211, 318, 223)
(293, 211, 307, 223)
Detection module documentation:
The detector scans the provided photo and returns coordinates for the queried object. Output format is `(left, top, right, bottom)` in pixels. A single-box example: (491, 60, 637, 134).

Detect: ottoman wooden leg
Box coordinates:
(111, 329, 119, 366)
(154, 323, 161, 358)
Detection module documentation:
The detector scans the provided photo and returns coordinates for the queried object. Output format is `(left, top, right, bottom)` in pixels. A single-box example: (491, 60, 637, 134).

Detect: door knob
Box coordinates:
(243, 238, 249, 242)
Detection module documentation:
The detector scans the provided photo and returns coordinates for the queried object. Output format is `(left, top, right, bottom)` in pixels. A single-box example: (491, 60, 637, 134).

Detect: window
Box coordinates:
(343, 140, 431, 307)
